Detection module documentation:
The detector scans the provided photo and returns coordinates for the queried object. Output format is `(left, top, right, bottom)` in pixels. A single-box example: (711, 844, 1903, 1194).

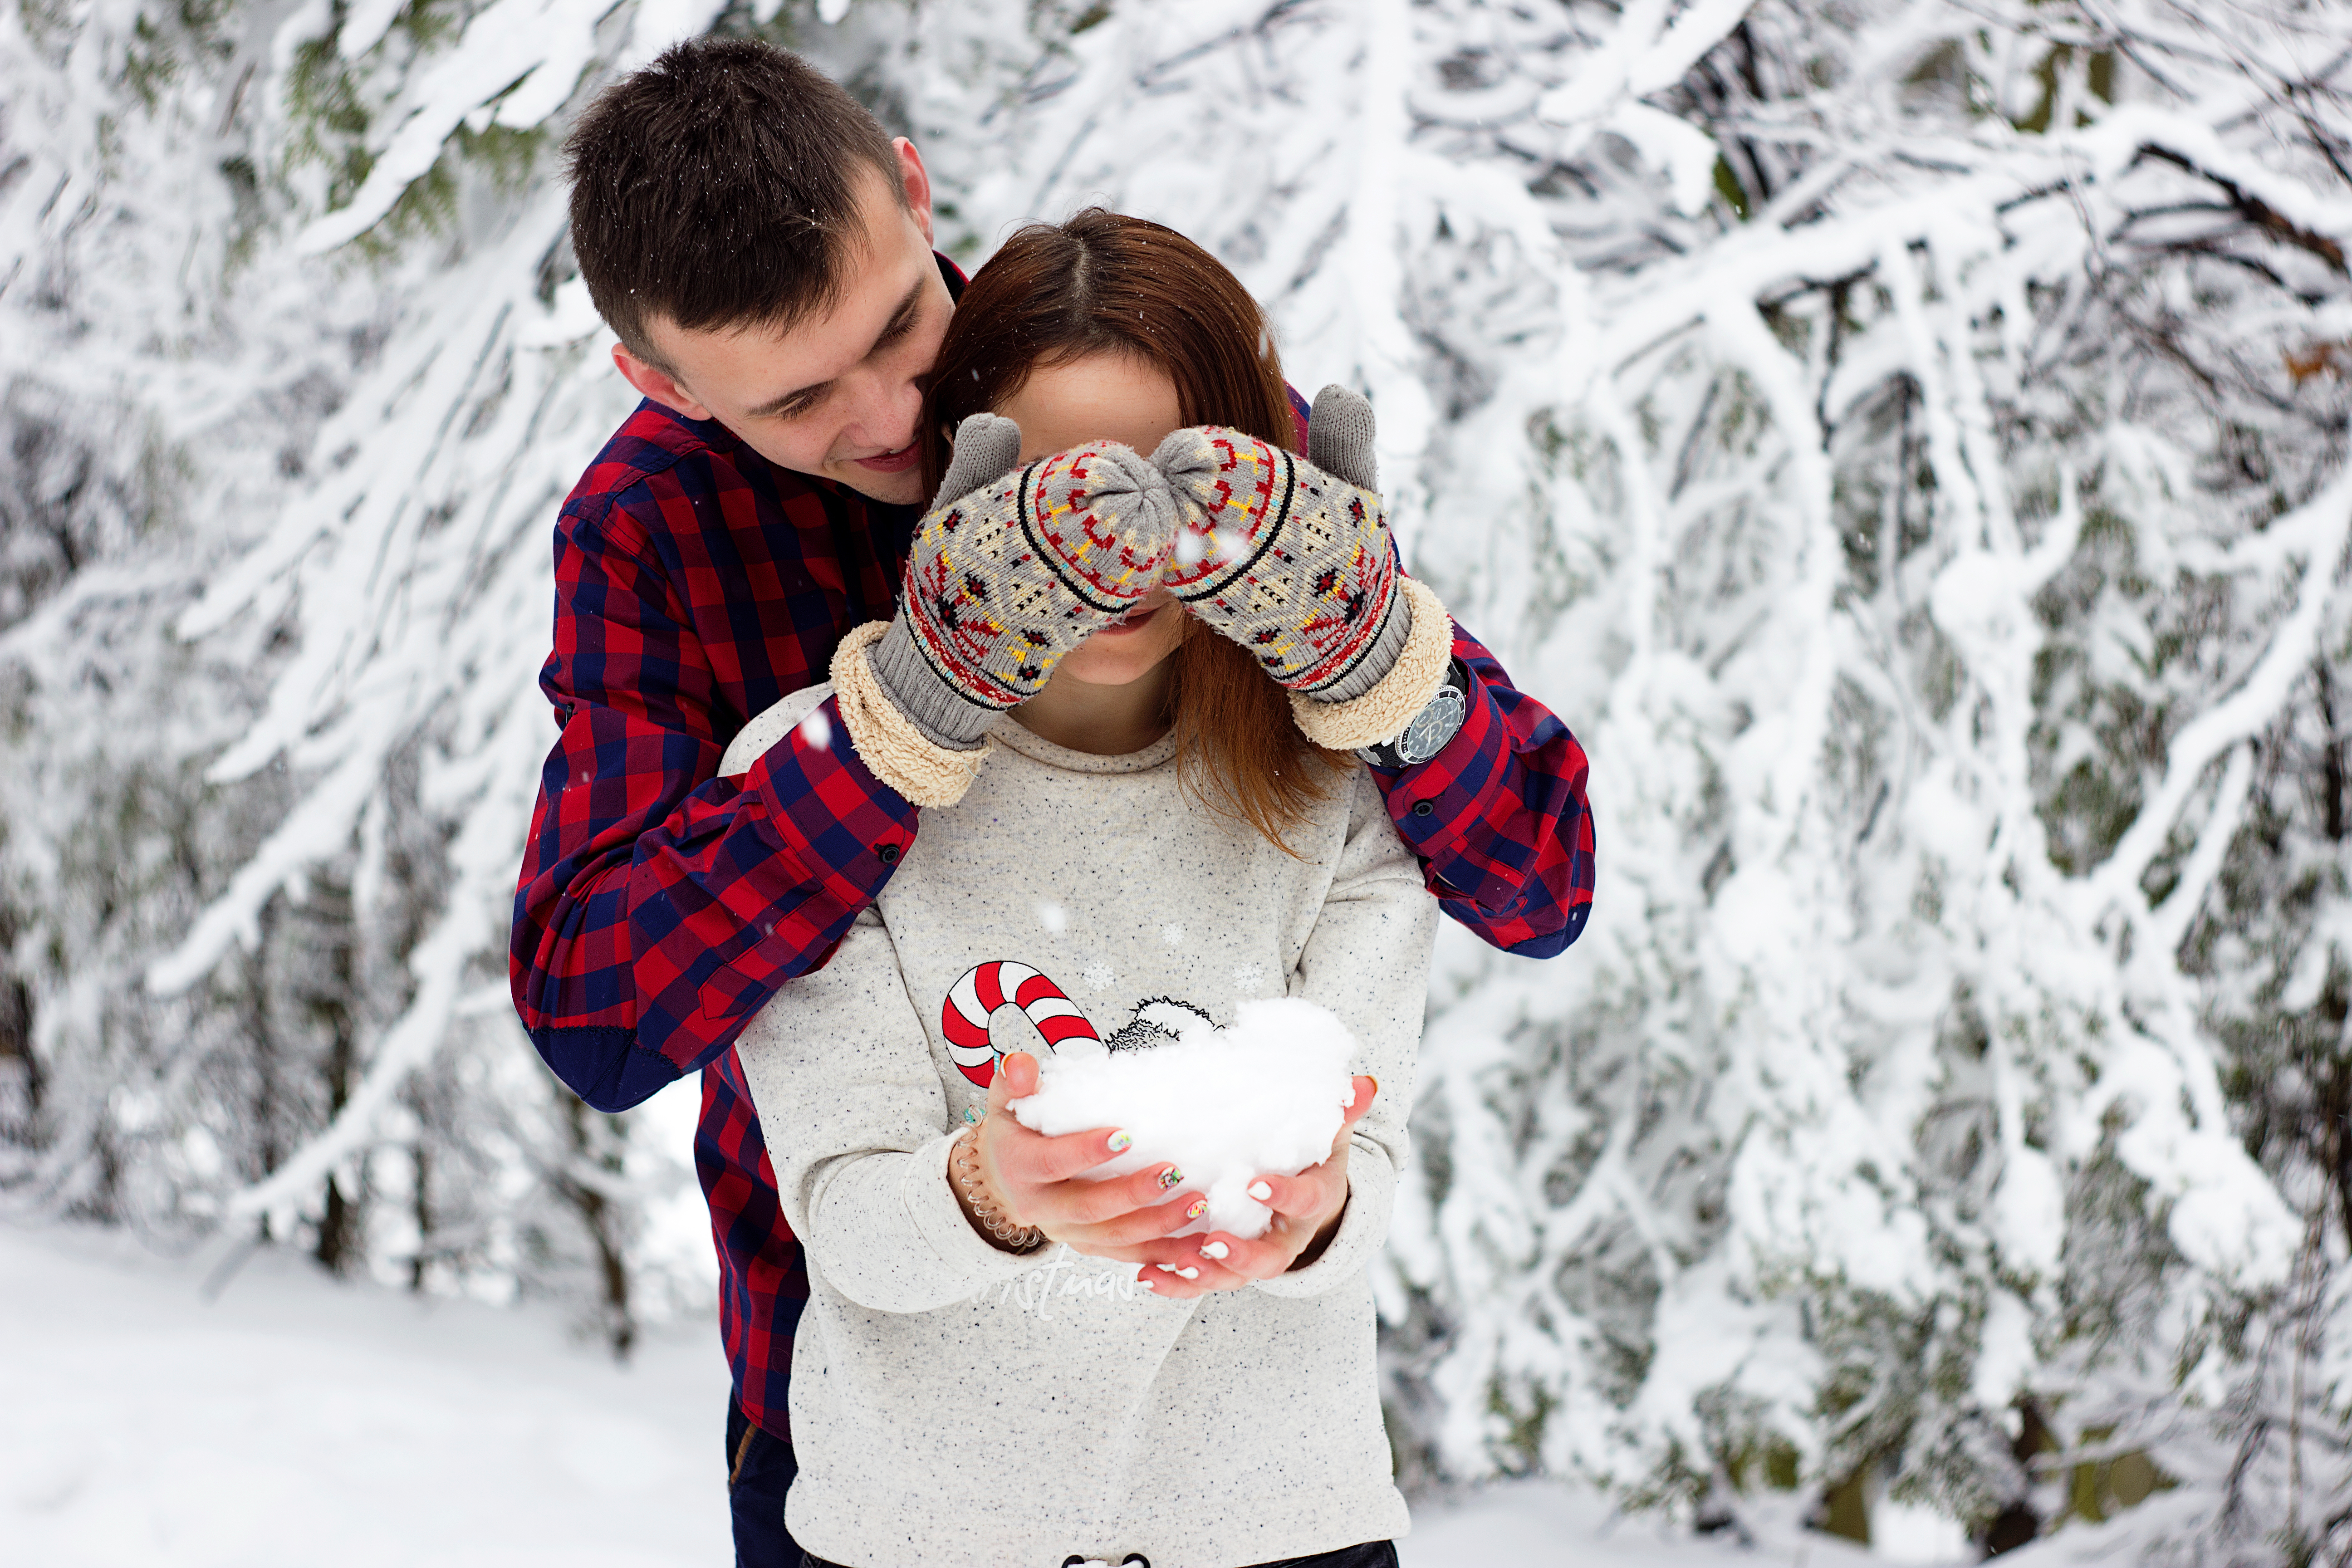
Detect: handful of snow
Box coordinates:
(1009, 997, 1358, 1239)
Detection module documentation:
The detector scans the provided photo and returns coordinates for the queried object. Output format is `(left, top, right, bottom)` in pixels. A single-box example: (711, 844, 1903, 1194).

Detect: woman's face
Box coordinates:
(993, 353, 1187, 687)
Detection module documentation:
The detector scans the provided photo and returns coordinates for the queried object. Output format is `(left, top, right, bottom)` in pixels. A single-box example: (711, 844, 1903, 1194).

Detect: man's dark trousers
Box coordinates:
(727, 1394, 804, 1567)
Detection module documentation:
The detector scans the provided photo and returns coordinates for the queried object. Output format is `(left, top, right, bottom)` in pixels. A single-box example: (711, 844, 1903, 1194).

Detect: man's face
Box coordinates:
(613, 140, 953, 506)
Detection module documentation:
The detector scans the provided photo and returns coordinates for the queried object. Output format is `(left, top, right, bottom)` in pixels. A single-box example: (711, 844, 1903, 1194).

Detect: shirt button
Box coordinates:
(1411, 800, 1435, 818)
(876, 843, 901, 864)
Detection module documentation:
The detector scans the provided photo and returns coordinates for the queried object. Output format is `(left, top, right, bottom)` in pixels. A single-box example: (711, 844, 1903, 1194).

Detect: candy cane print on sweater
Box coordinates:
(941, 961, 1102, 1088)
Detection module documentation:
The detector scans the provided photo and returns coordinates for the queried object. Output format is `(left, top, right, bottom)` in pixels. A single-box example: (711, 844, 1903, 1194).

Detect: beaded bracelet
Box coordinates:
(953, 1122, 1048, 1254)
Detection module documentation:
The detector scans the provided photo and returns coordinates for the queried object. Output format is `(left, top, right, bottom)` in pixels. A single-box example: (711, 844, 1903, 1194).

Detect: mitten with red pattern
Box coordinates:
(1149, 385, 1409, 702)
(1151, 386, 1458, 754)
(867, 413, 1180, 750)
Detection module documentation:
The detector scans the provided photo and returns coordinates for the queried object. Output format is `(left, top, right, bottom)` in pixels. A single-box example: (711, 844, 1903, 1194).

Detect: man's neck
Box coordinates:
(1009, 665, 1172, 756)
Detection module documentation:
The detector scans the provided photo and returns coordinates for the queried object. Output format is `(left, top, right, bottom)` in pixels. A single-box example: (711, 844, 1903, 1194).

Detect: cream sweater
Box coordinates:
(724, 691, 1438, 1568)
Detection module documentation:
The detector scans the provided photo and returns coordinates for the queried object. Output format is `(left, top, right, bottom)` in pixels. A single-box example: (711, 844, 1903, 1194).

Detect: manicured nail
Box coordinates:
(1186, 1199, 1209, 1220)
(1177, 1266, 1200, 1279)
(1156, 1263, 1177, 1272)
(1107, 1131, 1133, 1154)
(1248, 1181, 1273, 1201)
(1200, 1241, 1229, 1260)
(1156, 1166, 1185, 1191)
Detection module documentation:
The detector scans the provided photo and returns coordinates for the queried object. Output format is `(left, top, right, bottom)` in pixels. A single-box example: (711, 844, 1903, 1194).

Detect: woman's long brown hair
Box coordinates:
(921, 208, 1350, 852)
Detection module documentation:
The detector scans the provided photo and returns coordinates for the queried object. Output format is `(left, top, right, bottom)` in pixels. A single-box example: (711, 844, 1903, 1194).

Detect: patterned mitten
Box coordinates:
(1151, 385, 1410, 702)
(868, 414, 1180, 750)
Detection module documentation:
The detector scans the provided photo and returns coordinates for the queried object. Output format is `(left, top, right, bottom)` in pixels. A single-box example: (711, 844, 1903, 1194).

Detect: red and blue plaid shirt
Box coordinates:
(512, 335, 1595, 1442)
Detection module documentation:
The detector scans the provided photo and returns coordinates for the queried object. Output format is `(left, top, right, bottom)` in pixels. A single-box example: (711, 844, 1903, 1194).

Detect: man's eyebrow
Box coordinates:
(745, 277, 927, 421)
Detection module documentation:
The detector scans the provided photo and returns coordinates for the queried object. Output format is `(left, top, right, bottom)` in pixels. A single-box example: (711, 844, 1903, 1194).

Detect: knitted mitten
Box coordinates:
(869, 414, 1180, 750)
(1150, 385, 1409, 704)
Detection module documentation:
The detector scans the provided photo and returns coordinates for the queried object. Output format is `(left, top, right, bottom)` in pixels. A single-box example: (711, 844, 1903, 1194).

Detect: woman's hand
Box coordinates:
(1151, 388, 1408, 706)
(1117, 1076, 1378, 1301)
(867, 420, 1181, 754)
(959, 1053, 1207, 1254)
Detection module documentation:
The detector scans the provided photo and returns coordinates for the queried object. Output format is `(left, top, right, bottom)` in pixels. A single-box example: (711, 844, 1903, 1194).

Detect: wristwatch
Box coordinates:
(1354, 660, 1470, 769)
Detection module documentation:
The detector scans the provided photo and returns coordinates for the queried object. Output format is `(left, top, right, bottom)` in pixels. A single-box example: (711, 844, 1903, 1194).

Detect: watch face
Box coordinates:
(1396, 684, 1467, 765)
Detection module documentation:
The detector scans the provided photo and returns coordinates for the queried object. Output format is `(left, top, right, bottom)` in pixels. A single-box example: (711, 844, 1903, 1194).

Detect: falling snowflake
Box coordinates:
(1160, 923, 1186, 946)
(1035, 902, 1068, 933)
(797, 708, 833, 750)
(1081, 963, 1116, 992)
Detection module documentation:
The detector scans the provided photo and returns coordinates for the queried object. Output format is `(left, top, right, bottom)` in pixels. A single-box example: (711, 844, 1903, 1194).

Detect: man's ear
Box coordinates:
(893, 137, 935, 246)
(612, 342, 715, 422)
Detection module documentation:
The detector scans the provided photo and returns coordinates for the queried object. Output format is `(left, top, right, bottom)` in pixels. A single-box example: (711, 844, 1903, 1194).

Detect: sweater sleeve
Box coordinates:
(1257, 768, 1441, 1299)
(731, 908, 1039, 1313)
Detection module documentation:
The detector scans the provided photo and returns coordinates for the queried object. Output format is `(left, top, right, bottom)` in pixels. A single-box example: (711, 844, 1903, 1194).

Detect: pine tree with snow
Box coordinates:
(4, 0, 2349, 1557)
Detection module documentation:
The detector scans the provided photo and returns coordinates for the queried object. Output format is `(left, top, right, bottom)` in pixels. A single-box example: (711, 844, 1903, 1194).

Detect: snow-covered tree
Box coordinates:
(4, 0, 2348, 1556)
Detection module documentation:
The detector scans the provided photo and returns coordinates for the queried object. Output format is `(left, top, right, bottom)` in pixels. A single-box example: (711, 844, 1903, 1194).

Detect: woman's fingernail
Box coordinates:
(1107, 1131, 1133, 1154)
(1186, 1199, 1209, 1220)
(1248, 1181, 1273, 1201)
(1156, 1263, 1179, 1272)
(1367, 1076, 1379, 1097)
(1200, 1241, 1230, 1260)
(1177, 1267, 1200, 1279)
(1157, 1166, 1185, 1191)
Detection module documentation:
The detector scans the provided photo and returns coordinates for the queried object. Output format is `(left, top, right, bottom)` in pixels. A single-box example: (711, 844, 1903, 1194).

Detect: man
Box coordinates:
(510, 35, 1595, 1567)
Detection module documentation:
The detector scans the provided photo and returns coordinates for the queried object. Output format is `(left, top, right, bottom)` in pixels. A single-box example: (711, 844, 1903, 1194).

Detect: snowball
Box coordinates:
(1009, 998, 1358, 1239)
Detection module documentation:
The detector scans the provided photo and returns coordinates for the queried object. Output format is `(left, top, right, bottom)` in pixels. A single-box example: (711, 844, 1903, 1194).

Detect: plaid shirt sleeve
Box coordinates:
(509, 490, 916, 1112)
(1281, 384, 1594, 956)
(1361, 610, 1595, 958)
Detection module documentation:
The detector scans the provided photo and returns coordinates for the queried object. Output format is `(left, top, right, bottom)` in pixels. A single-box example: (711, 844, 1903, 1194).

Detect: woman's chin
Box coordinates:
(1056, 622, 1183, 687)
(1053, 649, 1171, 688)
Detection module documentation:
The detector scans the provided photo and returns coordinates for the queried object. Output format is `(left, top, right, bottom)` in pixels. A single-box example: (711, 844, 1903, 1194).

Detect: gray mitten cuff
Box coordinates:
(1290, 578, 1455, 751)
(832, 623, 995, 808)
(868, 613, 1003, 750)
(1306, 583, 1412, 705)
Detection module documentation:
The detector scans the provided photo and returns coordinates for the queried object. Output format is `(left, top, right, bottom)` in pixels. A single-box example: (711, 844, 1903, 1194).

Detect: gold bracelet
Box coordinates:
(952, 1124, 1047, 1254)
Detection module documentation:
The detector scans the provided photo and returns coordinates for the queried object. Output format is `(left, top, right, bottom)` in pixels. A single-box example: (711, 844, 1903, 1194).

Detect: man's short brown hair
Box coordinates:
(564, 36, 904, 370)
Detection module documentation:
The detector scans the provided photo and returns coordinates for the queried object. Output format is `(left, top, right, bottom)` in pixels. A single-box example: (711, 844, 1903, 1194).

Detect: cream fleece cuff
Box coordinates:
(1289, 577, 1454, 752)
(831, 622, 995, 808)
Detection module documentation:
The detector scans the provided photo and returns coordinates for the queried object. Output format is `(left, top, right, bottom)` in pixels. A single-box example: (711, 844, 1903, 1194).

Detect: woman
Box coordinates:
(725, 211, 1442, 1568)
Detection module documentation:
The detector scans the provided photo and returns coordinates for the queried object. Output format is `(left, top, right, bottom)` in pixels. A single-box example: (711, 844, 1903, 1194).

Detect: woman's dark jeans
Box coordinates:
(799, 1539, 1401, 1568)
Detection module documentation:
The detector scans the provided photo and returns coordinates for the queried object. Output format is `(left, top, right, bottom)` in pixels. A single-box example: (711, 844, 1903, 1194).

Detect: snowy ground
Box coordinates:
(5, 1221, 1912, 1567)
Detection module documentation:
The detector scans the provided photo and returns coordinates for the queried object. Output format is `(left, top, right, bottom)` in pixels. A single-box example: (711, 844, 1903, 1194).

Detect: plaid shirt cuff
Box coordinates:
(1369, 670, 1513, 901)
(1362, 636, 1593, 956)
(743, 694, 919, 901)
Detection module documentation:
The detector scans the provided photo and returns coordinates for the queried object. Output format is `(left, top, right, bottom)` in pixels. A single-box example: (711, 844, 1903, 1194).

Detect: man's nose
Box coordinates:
(839, 365, 925, 452)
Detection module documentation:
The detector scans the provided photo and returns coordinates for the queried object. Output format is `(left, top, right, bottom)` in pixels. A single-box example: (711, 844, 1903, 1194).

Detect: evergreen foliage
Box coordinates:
(2, 0, 2347, 1556)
